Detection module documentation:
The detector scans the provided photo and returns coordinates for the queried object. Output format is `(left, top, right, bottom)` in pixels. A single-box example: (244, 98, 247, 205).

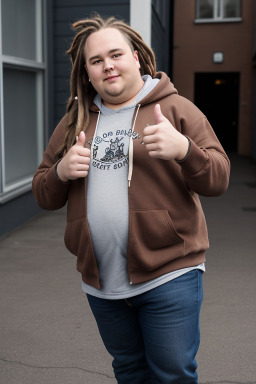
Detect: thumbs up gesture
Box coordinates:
(56, 131, 91, 182)
(143, 104, 189, 161)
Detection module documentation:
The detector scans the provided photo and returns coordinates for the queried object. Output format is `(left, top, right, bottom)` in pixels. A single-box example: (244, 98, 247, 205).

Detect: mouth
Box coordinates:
(104, 75, 119, 81)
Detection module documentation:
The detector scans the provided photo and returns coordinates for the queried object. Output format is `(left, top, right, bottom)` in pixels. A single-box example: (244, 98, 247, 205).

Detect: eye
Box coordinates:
(113, 53, 121, 58)
(92, 59, 102, 65)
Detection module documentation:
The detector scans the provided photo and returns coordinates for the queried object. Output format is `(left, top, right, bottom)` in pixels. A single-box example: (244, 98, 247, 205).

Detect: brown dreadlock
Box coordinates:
(57, 14, 157, 158)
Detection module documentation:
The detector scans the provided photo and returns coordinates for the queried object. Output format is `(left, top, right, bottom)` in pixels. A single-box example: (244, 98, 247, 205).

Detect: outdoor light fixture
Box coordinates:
(213, 52, 224, 63)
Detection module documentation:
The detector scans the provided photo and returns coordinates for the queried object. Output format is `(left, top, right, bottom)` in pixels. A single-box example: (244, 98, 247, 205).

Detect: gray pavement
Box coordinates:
(0, 153, 256, 384)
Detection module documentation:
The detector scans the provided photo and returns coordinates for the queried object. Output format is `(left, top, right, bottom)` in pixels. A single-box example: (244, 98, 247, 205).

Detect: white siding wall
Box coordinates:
(130, 0, 152, 47)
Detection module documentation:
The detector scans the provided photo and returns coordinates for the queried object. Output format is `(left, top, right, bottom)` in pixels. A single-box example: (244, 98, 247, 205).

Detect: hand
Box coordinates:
(143, 104, 189, 161)
(56, 131, 91, 182)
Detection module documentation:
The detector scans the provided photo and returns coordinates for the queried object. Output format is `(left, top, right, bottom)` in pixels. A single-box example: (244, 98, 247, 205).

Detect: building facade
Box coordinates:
(0, 0, 172, 238)
(172, 0, 255, 156)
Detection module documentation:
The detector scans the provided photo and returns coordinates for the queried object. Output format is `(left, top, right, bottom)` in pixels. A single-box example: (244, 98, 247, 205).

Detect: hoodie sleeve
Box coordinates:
(32, 115, 70, 210)
(172, 97, 230, 197)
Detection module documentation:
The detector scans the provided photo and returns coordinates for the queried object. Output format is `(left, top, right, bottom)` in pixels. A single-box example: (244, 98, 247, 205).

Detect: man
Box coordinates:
(33, 14, 230, 383)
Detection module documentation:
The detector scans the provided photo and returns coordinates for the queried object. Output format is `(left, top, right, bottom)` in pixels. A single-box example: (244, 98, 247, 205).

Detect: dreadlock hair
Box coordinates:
(57, 13, 157, 158)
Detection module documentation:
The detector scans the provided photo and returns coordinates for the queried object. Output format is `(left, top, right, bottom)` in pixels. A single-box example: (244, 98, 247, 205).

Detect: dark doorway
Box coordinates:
(194, 72, 240, 152)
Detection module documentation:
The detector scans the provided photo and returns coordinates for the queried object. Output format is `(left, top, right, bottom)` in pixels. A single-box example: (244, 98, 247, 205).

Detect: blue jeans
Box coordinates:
(87, 270, 203, 384)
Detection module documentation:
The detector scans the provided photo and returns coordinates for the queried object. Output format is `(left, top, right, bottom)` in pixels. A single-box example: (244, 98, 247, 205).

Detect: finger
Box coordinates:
(70, 170, 89, 180)
(77, 155, 90, 165)
(143, 125, 158, 137)
(76, 171, 89, 178)
(154, 103, 167, 125)
(77, 147, 91, 158)
(143, 134, 157, 145)
(145, 143, 159, 152)
(75, 163, 90, 171)
(75, 131, 86, 147)
(72, 147, 91, 158)
(148, 150, 161, 158)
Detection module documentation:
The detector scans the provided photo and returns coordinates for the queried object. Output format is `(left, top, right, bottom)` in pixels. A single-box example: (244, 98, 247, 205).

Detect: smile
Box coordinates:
(105, 75, 119, 81)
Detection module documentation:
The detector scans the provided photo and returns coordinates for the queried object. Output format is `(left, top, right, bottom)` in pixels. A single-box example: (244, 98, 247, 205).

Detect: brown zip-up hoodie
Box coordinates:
(32, 72, 230, 289)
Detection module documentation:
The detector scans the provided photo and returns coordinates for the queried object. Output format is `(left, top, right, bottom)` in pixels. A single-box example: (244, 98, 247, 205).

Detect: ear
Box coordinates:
(134, 50, 141, 69)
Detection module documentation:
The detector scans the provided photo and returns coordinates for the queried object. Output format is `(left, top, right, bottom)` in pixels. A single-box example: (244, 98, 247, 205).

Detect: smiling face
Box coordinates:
(84, 28, 144, 109)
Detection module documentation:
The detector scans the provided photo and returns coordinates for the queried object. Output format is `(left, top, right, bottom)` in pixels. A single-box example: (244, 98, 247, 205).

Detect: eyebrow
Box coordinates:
(88, 48, 124, 63)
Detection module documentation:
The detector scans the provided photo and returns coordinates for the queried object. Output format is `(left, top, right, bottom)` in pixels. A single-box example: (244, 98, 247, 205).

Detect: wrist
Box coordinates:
(175, 136, 191, 163)
(55, 160, 70, 183)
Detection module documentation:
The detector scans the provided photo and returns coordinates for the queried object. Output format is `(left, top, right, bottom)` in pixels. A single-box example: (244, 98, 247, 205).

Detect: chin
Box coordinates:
(104, 89, 125, 99)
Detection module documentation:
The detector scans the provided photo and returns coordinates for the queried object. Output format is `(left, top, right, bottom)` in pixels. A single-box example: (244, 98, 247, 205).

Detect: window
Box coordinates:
(195, 0, 242, 22)
(0, 0, 45, 203)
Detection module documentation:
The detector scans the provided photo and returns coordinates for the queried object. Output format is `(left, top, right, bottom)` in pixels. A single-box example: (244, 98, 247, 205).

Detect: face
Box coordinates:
(84, 28, 144, 108)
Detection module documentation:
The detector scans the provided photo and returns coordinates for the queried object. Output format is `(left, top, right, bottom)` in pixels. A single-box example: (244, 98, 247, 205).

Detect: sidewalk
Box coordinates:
(0, 153, 256, 384)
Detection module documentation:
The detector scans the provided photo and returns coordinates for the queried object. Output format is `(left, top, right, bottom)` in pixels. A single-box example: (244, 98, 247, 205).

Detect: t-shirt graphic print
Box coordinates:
(91, 130, 131, 172)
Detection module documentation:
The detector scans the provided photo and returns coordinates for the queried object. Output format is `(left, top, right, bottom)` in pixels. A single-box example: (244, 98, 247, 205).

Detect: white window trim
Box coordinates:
(194, 17, 242, 23)
(0, 0, 46, 204)
(195, 0, 242, 23)
(0, 1, 3, 202)
(130, 0, 152, 47)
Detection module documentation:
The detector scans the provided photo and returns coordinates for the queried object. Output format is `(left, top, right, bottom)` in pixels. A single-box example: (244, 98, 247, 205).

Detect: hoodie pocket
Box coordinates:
(129, 209, 184, 271)
(64, 217, 93, 257)
(64, 219, 82, 256)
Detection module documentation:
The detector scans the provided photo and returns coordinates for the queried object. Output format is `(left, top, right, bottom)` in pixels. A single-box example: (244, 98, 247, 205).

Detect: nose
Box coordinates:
(104, 59, 114, 72)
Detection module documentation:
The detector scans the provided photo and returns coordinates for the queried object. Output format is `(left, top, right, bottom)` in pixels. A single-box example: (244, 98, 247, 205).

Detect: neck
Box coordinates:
(103, 94, 137, 110)
(103, 80, 145, 110)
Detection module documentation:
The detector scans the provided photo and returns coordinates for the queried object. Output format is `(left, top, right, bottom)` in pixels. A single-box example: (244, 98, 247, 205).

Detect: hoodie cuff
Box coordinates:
(44, 161, 70, 194)
(176, 138, 208, 175)
(55, 159, 70, 184)
(175, 136, 191, 163)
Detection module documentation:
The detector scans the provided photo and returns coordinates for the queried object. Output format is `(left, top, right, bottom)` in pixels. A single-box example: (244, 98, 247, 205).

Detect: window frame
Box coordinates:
(195, 0, 242, 23)
(0, 0, 47, 203)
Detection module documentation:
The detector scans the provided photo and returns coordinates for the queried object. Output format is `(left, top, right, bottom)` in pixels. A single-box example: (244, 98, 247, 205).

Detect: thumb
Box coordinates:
(75, 131, 86, 147)
(154, 103, 167, 124)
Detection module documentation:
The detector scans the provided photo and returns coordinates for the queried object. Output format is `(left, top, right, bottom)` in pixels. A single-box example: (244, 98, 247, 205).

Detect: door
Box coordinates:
(194, 72, 240, 152)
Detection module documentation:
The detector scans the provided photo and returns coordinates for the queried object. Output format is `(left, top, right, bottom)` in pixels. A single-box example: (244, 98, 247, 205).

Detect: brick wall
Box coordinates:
(173, 0, 254, 155)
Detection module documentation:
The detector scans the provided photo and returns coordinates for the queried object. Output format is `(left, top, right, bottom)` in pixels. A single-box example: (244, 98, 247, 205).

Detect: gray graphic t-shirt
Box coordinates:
(86, 106, 135, 295)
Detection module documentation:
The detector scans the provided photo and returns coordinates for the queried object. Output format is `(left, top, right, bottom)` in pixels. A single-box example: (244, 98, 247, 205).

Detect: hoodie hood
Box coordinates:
(138, 72, 178, 106)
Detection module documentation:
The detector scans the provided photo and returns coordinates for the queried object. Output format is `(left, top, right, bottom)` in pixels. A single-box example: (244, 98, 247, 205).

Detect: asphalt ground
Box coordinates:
(0, 153, 256, 384)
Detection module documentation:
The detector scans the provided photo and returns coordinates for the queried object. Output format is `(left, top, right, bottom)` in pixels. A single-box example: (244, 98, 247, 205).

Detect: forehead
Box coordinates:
(84, 28, 131, 57)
